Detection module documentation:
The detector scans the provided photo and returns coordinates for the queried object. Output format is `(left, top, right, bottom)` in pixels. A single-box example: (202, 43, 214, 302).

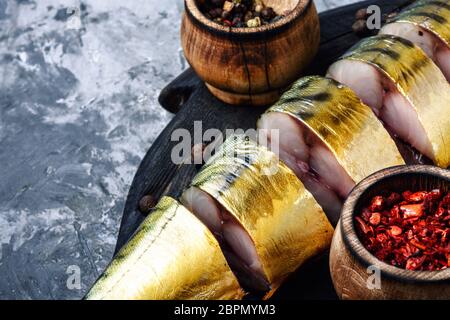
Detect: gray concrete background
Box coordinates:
(0, 0, 359, 299)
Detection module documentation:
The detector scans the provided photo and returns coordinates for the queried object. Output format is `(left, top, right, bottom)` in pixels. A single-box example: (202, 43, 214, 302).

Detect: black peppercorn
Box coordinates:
(139, 195, 156, 214)
(261, 7, 275, 20)
(202, 0, 283, 28)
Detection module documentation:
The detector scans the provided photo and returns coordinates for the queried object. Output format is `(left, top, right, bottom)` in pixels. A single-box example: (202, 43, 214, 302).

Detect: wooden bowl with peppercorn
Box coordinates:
(181, 0, 320, 106)
(330, 165, 450, 300)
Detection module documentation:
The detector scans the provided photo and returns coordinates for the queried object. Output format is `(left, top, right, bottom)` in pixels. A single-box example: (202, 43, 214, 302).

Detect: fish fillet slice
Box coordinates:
(380, 0, 450, 81)
(328, 34, 450, 168)
(86, 197, 244, 300)
(183, 134, 334, 298)
(258, 76, 404, 220)
(181, 187, 270, 293)
(380, 22, 450, 81)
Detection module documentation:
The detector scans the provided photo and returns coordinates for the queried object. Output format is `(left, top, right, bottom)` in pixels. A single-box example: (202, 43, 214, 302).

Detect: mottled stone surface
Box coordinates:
(0, 0, 359, 299)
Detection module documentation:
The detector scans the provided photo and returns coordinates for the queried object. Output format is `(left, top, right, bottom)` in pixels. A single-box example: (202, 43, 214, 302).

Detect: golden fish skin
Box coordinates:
(191, 134, 334, 298)
(268, 76, 405, 183)
(394, 0, 450, 47)
(86, 197, 244, 300)
(341, 34, 450, 168)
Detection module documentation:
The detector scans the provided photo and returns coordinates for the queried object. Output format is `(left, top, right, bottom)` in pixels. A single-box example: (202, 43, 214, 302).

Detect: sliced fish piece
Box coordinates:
(258, 76, 404, 218)
(184, 134, 334, 298)
(182, 187, 223, 233)
(328, 34, 450, 168)
(85, 197, 244, 300)
(381, 0, 450, 81)
(181, 186, 270, 293)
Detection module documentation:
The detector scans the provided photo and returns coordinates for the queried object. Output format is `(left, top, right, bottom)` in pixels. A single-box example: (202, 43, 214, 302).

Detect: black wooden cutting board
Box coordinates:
(115, 0, 414, 300)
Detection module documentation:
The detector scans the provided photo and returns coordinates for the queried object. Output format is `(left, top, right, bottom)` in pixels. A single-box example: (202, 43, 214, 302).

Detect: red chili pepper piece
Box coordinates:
(405, 191, 427, 202)
(406, 256, 426, 270)
(376, 233, 388, 243)
(400, 204, 424, 219)
(435, 207, 445, 217)
(370, 196, 384, 212)
(356, 189, 449, 271)
(406, 229, 414, 240)
(369, 212, 381, 226)
(390, 205, 400, 218)
(443, 194, 450, 205)
(410, 239, 427, 251)
(355, 216, 372, 234)
(223, 19, 232, 26)
(390, 226, 402, 236)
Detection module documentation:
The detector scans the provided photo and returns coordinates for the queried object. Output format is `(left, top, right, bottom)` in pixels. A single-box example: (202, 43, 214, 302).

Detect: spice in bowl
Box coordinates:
(355, 189, 450, 271)
(199, 0, 285, 28)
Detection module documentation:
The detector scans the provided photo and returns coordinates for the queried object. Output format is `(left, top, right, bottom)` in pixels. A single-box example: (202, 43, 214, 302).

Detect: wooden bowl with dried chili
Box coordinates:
(330, 165, 450, 300)
(181, 0, 320, 106)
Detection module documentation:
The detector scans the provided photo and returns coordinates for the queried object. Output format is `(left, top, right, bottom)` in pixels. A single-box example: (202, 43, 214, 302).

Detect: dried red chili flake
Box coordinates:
(389, 226, 403, 236)
(405, 191, 427, 202)
(356, 189, 450, 271)
(355, 216, 373, 234)
(400, 203, 424, 219)
(370, 195, 385, 212)
(369, 212, 381, 226)
(406, 256, 426, 270)
(410, 239, 427, 251)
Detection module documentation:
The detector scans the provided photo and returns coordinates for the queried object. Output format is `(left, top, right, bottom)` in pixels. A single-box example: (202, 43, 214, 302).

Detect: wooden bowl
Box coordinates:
(330, 165, 450, 300)
(181, 0, 320, 106)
